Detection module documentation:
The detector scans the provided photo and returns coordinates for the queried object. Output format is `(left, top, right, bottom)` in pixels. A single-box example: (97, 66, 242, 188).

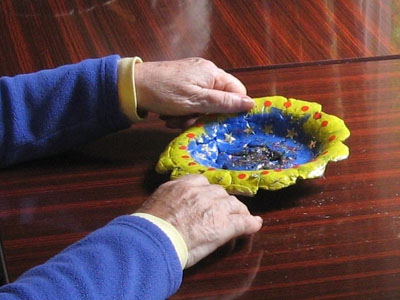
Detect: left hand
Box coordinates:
(136, 175, 263, 268)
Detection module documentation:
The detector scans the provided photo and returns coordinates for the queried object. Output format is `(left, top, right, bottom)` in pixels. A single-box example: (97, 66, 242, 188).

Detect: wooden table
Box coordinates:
(1, 1, 400, 299)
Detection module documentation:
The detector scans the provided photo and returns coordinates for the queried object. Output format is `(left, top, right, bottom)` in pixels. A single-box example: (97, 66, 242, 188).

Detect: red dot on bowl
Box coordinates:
(188, 162, 196, 166)
(321, 120, 328, 127)
(182, 155, 190, 159)
(284, 101, 291, 108)
(207, 167, 216, 171)
(238, 173, 247, 179)
(264, 100, 272, 107)
(329, 135, 336, 142)
(261, 170, 269, 175)
(313, 112, 322, 120)
(179, 145, 187, 150)
(275, 169, 282, 172)
(301, 106, 309, 112)
(293, 164, 300, 169)
(321, 151, 328, 155)
(186, 133, 195, 138)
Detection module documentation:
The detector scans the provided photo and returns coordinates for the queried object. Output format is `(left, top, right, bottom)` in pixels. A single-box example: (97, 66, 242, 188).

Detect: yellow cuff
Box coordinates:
(131, 212, 188, 269)
(117, 57, 147, 122)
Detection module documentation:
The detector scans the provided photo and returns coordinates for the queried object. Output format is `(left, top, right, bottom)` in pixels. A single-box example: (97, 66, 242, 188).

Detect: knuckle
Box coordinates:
(221, 93, 232, 106)
(235, 199, 249, 212)
(228, 195, 239, 202)
(174, 181, 193, 193)
(227, 197, 248, 214)
(195, 57, 217, 70)
(188, 57, 206, 65)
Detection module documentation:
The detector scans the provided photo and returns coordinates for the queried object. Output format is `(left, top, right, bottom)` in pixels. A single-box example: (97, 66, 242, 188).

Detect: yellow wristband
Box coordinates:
(117, 57, 147, 122)
(131, 212, 188, 269)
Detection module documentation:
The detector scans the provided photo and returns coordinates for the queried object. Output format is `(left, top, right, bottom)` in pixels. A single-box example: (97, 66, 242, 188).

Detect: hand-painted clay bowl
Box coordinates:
(156, 96, 350, 196)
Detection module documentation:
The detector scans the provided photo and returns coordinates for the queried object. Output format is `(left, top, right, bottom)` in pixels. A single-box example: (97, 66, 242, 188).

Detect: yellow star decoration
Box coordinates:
(244, 124, 255, 135)
(286, 128, 297, 139)
(224, 132, 236, 143)
(263, 124, 273, 134)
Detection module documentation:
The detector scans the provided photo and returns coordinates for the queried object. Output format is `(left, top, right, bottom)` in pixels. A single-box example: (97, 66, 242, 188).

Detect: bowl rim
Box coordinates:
(156, 96, 350, 196)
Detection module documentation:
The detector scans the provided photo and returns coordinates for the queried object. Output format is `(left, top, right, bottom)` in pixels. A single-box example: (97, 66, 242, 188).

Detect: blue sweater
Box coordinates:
(0, 56, 182, 299)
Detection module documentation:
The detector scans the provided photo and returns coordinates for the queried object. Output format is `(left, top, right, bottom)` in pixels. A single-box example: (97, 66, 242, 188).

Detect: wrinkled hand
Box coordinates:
(134, 57, 254, 127)
(136, 175, 263, 268)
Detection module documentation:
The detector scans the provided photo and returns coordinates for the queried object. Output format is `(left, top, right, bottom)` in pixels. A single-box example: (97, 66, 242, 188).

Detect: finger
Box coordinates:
(174, 174, 210, 186)
(180, 117, 200, 130)
(229, 214, 263, 237)
(215, 69, 247, 95)
(198, 88, 254, 113)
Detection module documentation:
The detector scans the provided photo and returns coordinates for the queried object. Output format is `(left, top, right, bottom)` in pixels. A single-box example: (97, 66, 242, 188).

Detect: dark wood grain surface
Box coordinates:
(2, 0, 400, 74)
(1, 0, 400, 299)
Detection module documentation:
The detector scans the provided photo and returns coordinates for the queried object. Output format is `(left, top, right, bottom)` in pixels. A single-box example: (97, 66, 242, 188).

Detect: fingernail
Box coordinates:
(242, 97, 254, 107)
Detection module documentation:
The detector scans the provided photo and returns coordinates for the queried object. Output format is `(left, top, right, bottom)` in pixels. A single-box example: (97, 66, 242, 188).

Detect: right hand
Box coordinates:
(136, 175, 263, 268)
(134, 57, 254, 129)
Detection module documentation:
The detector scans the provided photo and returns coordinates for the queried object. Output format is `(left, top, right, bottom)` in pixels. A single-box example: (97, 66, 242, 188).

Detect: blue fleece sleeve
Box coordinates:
(0, 55, 131, 167)
(0, 216, 183, 300)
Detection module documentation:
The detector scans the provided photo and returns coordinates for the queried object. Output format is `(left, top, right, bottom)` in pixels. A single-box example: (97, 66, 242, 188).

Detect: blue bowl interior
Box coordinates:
(188, 108, 320, 170)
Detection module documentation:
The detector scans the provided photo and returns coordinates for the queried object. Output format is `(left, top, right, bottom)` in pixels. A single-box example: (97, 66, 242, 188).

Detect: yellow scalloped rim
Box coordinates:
(156, 96, 350, 196)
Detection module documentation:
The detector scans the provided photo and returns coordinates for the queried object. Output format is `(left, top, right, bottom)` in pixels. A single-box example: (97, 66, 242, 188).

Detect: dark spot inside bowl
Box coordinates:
(188, 108, 320, 171)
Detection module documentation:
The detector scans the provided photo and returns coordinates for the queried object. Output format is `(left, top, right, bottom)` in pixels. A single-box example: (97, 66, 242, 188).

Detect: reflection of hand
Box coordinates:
(136, 174, 263, 268)
(220, 235, 264, 300)
(159, 113, 201, 130)
(134, 57, 254, 123)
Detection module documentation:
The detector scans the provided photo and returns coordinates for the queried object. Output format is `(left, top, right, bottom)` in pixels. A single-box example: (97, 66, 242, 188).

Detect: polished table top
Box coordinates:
(2, 0, 400, 73)
(1, 0, 400, 299)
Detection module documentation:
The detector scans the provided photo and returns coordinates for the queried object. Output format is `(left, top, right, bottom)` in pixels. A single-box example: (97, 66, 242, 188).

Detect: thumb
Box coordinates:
(228, 215, 263, 238)
(199, 89, 254, 113)
(214, 68, 247, 94)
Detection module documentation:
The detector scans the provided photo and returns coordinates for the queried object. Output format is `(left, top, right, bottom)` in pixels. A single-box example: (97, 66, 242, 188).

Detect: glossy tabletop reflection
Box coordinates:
(2, 0, 400, 73)
(1, 0, 400, 299)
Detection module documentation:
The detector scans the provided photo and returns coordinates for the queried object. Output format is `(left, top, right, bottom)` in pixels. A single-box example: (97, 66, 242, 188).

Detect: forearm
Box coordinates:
(0, 55, 131, 167)
(0, 216, 182, 300)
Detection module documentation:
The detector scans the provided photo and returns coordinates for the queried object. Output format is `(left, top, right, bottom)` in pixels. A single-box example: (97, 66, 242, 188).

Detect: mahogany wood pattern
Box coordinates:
(1, 58, 400, 299)
(1, 0, 400, 299)
(1, 0, 400, 74)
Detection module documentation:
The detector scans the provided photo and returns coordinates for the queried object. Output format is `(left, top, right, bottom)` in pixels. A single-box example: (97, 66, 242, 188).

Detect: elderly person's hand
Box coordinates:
(134, 57, 254, 128)
(136, 174, 263, 268)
